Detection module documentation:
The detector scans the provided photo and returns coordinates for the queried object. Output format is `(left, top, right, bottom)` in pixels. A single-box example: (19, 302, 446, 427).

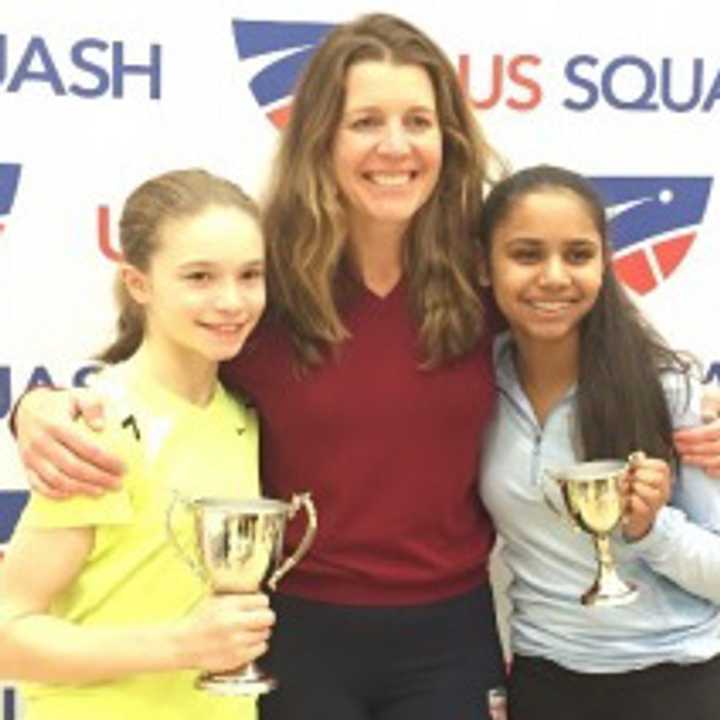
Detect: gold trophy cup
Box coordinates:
(545, 460, 638, 607)
(167, 493, 317, 695)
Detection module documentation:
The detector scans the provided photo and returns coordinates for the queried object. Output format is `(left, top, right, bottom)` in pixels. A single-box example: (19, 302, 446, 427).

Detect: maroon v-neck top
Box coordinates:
(221, 279, 497, 605)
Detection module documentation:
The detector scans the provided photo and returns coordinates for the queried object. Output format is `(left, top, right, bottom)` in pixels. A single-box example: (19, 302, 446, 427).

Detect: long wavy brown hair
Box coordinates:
(262, 13, 501, 367)
(98, 169, 259, 364)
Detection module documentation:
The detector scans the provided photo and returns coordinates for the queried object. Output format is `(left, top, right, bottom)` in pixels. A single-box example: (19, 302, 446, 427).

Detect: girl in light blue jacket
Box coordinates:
(478, 164, 720, 720)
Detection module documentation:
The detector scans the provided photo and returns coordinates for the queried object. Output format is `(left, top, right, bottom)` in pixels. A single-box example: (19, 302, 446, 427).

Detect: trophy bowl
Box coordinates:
(545, 460, 638, 607)
(167, 493, 317, 695)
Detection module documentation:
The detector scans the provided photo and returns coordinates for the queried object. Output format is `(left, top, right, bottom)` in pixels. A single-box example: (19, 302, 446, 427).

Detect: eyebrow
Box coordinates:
(344, 105, 437, 116)
(505, 237, 598, 245)
(178, 258, 265, 269)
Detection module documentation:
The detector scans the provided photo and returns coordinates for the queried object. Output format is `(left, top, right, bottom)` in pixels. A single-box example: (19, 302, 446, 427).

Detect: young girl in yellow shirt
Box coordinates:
(0, 169, 273, 720)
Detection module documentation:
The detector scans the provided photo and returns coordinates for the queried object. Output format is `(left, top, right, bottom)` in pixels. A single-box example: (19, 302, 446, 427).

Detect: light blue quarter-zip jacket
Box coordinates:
(481, 332, 720, 672)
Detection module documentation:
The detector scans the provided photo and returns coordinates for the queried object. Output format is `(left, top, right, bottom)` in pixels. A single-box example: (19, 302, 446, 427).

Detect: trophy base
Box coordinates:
(581, 578, 638, 607)
(196, 664, 278, 696)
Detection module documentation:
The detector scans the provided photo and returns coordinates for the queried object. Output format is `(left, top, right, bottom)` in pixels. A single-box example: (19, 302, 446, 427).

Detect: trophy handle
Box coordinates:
(616, 450, 645, 527)
(267, 492, 318, 591)
(166, 491, 208, 583)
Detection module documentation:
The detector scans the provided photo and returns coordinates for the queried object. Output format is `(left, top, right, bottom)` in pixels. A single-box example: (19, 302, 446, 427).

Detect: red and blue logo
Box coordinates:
(590, 177, 713, 295)
(0, 163, 22, 235)
(231, 19, 334, 128)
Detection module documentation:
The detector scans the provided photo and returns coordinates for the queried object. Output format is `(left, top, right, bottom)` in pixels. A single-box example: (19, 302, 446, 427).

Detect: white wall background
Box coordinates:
(1, 1, 719, 716)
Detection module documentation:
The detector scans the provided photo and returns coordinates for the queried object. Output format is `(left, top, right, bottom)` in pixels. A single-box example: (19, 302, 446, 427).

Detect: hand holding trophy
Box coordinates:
(544, 456, 641, 607)
(167, 493, 317, 694)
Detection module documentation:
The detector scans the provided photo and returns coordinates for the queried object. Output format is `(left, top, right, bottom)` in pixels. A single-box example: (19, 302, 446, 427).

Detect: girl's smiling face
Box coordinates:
(126, 204, 266, 371)
(487, 189, 604, 353)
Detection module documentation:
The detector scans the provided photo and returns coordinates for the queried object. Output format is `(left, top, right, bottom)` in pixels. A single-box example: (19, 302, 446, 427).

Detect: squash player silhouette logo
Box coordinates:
(590, 177, 713, 295)
(0, 163, 22, 236)
(231, 19, 335, 129)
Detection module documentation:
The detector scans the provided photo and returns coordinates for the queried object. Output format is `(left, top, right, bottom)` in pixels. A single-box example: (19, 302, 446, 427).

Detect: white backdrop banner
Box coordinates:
(1, 1, 719, 715)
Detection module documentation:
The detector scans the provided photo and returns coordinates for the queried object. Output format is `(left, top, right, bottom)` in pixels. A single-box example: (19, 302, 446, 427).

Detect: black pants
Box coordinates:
(259, 585, 506, 720)
(509, 653, 720, 720)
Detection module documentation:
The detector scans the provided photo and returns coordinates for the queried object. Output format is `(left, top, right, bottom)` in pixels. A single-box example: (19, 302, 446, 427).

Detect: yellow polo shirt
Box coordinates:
(16, 367, 260, 720)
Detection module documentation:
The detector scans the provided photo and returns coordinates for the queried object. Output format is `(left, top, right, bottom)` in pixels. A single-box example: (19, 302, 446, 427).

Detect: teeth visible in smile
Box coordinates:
(367, 173, 412, 186)
(206, 324, 242, 333)
(529, 301, 572, 311)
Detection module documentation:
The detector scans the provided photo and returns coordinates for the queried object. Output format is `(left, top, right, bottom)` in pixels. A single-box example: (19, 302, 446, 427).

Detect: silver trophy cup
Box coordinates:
(544, 460, 638, 607)
(167, 493, 317, 695)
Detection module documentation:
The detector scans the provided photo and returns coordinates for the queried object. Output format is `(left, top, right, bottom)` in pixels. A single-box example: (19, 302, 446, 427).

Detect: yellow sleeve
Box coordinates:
(18, 416, 141, 530)
(18, 486, 134, 529)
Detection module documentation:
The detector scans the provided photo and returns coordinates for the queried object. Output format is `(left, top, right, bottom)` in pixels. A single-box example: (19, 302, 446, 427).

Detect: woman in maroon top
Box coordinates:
(224, 15, 506, 718)
(12, 12, 720, 720)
